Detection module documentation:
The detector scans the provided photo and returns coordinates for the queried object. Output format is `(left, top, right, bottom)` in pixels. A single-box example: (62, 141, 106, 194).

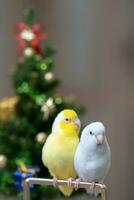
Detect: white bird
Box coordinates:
(74, 122, 111, 196)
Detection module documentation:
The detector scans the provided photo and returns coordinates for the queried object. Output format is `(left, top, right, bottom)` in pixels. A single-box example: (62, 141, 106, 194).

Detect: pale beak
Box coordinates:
(75, 117, 81, 128)
(96, 135, 104, 145)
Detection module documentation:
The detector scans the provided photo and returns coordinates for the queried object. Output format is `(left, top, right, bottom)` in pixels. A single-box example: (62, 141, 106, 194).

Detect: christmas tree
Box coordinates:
(0, 9, 84, 199)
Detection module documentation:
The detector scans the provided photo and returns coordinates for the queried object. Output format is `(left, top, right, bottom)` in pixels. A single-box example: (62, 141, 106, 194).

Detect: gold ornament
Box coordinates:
(24, 47, 34, 57)
(21, 29, 35, 41)
(41, 98, 56, 120)
(0, 154, 7, 168)
(0, 96, 19, 122)
(44, 72, 55, 82)
(35, 132, 47, 144)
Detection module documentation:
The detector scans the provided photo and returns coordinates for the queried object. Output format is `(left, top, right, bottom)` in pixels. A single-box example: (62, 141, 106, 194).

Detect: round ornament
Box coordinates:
(24, 47, 34, 57)
(36, 132, 47, 144)
(0, 154, 7, 168)
(44, 72, 55, 82)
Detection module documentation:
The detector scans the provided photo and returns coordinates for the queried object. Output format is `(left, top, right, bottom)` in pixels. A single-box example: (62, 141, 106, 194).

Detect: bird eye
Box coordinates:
(65, 117, 70, 122)
(90, 131, 93, 135)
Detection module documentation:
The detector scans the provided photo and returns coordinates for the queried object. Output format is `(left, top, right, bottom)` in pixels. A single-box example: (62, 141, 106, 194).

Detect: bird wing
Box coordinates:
(42, 133, 79, 179)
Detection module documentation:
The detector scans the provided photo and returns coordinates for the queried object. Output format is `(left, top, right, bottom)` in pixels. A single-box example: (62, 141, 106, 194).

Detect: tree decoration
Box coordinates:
(39, 63, 48, 71)
(0, 154, 7, 168)
(14, 19, 47, 54)
(24, 47, 34, 57)
(17, 82, 30, 94)
(21, 29, 35, 41)
(0, 96, 19, 122)
(44, 72, 55, 82)
(55, 97, 63, 105)
(35, 132, 47, 144)
(41, 98, 56, 120)
(14, 161, 40, 191)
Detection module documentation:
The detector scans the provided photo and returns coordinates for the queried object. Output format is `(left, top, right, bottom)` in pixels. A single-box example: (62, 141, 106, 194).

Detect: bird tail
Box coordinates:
(58, 185, 73, 197)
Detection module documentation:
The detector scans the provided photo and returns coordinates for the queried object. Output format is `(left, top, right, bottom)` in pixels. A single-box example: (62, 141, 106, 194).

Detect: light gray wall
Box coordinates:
(0, 1, 134, 200)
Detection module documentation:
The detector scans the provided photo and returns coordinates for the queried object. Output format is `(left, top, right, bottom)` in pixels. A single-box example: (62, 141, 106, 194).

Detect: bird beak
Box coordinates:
(96, 135, 104, 145)
(75, 117, 81, 128)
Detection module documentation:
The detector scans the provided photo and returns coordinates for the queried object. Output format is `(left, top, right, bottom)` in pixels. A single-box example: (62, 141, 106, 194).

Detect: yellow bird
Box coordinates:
(42, 109, 81, 196)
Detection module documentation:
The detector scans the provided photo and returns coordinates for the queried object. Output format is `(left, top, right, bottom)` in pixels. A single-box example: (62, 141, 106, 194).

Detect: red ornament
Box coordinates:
(14, 22, 47, 55)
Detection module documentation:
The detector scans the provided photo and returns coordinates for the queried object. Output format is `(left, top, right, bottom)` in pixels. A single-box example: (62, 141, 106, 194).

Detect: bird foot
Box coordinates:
(74, 178, 82, 190)
(90, 182, 96, 190)
(67, 177, 74, 187)
(53, 177, 58, 187)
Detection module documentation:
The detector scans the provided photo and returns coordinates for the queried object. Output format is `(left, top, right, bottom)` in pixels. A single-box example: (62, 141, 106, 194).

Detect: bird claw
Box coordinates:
(74, 178, 82, 190)
(90, 182, 96, 191)
(90, 182, 96, 190)
(53, 177, 58, 187)
(67, 177, 73, 187)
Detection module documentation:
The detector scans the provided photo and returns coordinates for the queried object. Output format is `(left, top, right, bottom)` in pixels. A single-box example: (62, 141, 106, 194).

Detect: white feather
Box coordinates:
(52, 112, 64, 134)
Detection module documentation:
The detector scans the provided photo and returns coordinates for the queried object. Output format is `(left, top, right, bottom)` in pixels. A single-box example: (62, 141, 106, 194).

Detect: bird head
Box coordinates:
(81, 122, 105, 146)
(52, 109, 81, 136)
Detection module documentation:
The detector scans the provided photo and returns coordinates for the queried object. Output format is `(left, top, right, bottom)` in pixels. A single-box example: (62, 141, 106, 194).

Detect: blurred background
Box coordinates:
(0, 0, 134, 200)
